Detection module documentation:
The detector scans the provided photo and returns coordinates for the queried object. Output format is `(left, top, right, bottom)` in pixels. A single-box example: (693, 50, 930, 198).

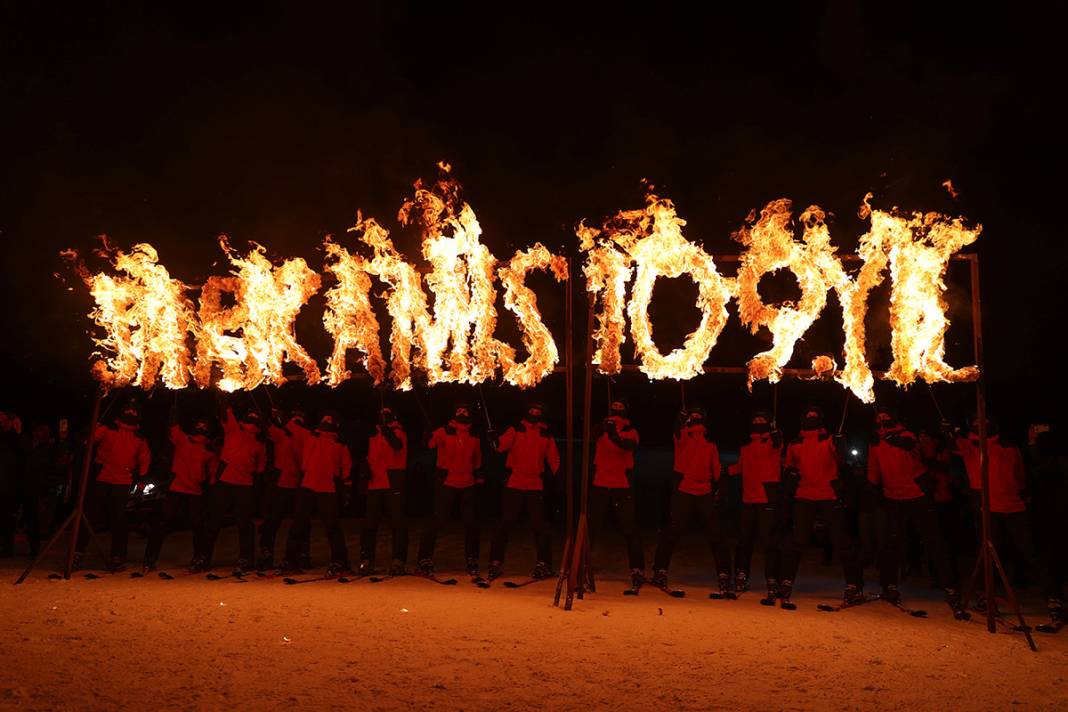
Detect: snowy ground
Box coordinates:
(1, 522, 1066, 711)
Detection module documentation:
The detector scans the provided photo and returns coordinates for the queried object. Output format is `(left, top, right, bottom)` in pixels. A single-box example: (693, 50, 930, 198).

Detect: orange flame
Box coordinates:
(68, 242, 197, 390)
(195, 239, 321, 391)
(495, 244, 569, 387)
(322, 236, 386, 386)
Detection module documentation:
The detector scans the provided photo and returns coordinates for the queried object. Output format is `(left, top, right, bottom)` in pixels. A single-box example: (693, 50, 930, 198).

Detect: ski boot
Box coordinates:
(735, 570, 750, 593)
(466, 558, 481, 579)
(232, 558, 252, 577)
(256, 549, 274, 572)
(531, 561, 554, 580)
(711, 573, 735, 599)
(140, 559, 157, 575)
(843, 584, 865, 606)
(945, 587, 970, 620)
(357, 559, 375, 577)
(630, 569, 646, 589)
(881, 584, 901, 605)
(70, 552, 83, 572)
(777, 579, 797, 609)
(760, 578, 779, 606)
(487, 561, 504, 582)
(416, 558, 435, 577)
(107, 557, 127, 574)
(1048, 599, 1067, 625)
(326, 562, 349, 578)
(185, 557, 208, 574)
(651, 569, 669, 589)
(389, 559, 407, 577)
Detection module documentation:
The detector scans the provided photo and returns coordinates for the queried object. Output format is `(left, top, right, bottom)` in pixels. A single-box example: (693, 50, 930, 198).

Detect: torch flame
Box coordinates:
(322, 235, 386, 386)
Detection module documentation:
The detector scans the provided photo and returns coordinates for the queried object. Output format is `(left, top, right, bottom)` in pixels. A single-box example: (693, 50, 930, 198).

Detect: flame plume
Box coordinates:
(68, 242, 197, 390)
(196, 239, 321, 391)
(579, 222, 632, 375)
(322, 236, 386, 386)
(734, 200, 836, 388)
(399, 165, 499, 385)
(495, 244, 569, 387)
(882, 208, 980, 385)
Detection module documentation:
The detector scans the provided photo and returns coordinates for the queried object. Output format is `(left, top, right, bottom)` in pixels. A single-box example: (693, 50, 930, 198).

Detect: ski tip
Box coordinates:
(158, 572, 175, 580)
(912, 610, 928, 618)
(84, 573, 101, 580)
(47, 573, 63, 580)
(759, 598, 776, 606)
(503, 582, 520, 588)
(442, 578, 459, 585)
(781, 602, 797, 610)
(282, 578, 300, 585)
(817, 604, 835, 612)
(368, 577, 387, 583)
(669, 590, 686, 598)
(708, 593, 723, 599)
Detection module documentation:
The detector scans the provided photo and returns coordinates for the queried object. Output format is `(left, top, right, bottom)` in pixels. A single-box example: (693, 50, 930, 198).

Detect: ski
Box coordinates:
(84, 570, 124, 579)
(708, 590, 737, 600)
(885, 599, 927, 618)
(502, 577, 552, 589)
(817, 593, 881, 612)
(651, 583, 686, 598)
(205, 571, 249, 581)
(369, 572, 458, 586)
(282, 571, 352, 585)
(1036, 621, 1065, 634)
(470, 575, 491, 589)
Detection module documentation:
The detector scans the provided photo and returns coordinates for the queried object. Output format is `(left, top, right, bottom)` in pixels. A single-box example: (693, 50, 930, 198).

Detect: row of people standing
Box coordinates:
(589, 398, 1065, 624)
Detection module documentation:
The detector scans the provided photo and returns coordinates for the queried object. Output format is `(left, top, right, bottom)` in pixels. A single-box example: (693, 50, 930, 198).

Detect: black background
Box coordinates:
(2, 3, 1065, 447)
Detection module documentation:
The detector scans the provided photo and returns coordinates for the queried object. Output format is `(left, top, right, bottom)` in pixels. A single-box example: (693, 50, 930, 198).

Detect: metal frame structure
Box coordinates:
(555, 253, 1035, 649)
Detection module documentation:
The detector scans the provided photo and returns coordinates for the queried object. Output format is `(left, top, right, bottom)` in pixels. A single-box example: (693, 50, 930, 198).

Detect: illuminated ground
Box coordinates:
(1, 527, 1065, 710)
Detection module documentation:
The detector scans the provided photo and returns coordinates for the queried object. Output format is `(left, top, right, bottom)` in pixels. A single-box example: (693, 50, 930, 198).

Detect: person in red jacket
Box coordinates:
(589, 398, 645, 589)
(359, 406, 409, 577)
(257, 409, 310, 571)
(74, 404, 151, 572)
(204, 405, 267, 574)
(780, 405, 864, 605)
(283, 412, 353, 575)
(727, 410, 784, 604)
(417, 402, 484, 578)
(651, 405, 727, 593)
(868, 407, 963, 614)
(487, 400, 561, 581)
(143, 416, 217, 573)
(949, 415, 1066, 624)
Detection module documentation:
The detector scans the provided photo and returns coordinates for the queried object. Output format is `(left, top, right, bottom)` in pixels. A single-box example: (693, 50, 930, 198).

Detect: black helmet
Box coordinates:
(317, 412, 339, 433)
(118, 405, 140, 426)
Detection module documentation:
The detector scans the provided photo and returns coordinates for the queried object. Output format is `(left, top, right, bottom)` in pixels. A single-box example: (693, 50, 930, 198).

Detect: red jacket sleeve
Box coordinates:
(473, 438, 482, 470)
(498, 427, 517, 453)
(545, 437, 561, 474)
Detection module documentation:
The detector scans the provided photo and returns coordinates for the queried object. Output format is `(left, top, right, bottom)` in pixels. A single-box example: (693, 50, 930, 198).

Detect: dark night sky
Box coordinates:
(2, 3, 1065, 443)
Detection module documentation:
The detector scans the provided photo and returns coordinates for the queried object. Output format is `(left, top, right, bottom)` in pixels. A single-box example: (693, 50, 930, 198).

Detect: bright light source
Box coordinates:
(143, 483, 155, 495)
(851, 449, 859, 456)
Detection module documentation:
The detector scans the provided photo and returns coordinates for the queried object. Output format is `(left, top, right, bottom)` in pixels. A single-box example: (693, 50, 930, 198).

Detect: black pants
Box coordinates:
(783, 499, 863, 587)
(258, 485, 306, 559)
(418, 483, 480, 563)
(735, 502, 783, 584)
(75, 481, 130, 560)
(989, 510, 1064, 601)
(286, 488, 349, 566)
(361, 485, 408, 565)
(490, 488, 551, 567)
(589, 486, 645, 571)
(205, 482, 256, 565)
(15, 482, 41, 556)
(878, 496, 957, 589)
(144, 492, 206, 564)
(0, 487, 16, 555)
(653, 490, 727, 574)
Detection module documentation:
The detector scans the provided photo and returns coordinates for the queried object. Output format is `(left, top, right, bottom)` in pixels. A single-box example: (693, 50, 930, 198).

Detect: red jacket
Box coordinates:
(868, 428, 926, 500)
(218, 410, 266, 487)
(956, 435, 1027, 513)
(367, 423, 407, 490)
(169, 425, 216, 495)
(593, 417, 638, 488)
(93, 424, 150, 486)
(919, 438, 954, 502)
(268, 424, 301, 489)
(498, 420, 560, 491)
(785, 429, 840, 501)
(301, 431, 352, 493)
(734, 433, 782, 504)
(673, 424, 719, 496)
(429, 422, 482, 489)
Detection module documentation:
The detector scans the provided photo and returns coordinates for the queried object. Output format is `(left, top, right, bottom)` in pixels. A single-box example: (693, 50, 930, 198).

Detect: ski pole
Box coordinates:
(476, 383, 494, 432)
